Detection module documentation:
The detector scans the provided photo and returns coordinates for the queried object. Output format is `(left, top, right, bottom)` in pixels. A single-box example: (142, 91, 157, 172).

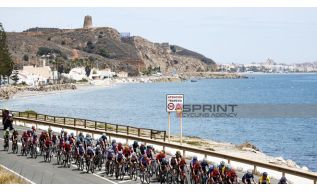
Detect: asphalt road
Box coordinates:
(0, 125, 278, 184)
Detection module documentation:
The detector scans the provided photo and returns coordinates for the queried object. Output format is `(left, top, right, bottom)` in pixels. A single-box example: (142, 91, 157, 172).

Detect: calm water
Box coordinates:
(2, 74, 317, 171)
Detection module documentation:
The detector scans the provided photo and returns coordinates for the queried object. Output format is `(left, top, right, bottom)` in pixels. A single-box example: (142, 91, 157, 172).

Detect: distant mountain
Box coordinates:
(7, 26, 215, 76)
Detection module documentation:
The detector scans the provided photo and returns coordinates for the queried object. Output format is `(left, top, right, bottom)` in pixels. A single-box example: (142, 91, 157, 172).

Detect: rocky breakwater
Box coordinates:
(0, 84, 77, 100)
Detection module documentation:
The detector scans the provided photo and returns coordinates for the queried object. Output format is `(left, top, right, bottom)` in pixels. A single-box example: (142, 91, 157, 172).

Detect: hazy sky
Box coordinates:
(0, 7, 316, 64)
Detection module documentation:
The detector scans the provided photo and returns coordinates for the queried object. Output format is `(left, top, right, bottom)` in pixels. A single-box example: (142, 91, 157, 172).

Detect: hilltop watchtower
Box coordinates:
(83, 15, 93, 29)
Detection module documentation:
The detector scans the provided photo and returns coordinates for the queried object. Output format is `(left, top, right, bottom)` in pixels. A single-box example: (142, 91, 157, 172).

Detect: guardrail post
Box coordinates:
(282, 172, 285, 177)
(314, 179, 316, 184)
(183, 150, 186, 158)
(127, 126, 129, 135)
(95, 121, 97, 130)
(105, 123, 107, 131)
(163, 131, 166, 141)
(18, 112, 21, 117)
(44, 115, 47, 121)
(138, 129, 140, 137)
(204, 154, 207, 159)
(253, 165, 257, 174)
(35, 114, 38, 119)
(116, 125, 118, 133)
(27, 113, 30, 118)
(108, 135, 111, 142)
(84, 120, 86, 128)
(150, 130, 153, 139)
(54, 117, 56, 123)
(63, 117, 66, 125)
(74, 118, 76, 126)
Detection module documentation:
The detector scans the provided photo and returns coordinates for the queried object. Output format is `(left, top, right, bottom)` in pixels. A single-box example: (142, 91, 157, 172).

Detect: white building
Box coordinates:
(62, 67, 87, 81)
(18, 61, 53, 86)
(89, 68, 116, 80)
(117, 71, 128, 78)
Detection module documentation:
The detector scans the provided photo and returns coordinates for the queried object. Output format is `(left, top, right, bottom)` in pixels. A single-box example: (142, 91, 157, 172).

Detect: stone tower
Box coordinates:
(83, 15, 93, 29)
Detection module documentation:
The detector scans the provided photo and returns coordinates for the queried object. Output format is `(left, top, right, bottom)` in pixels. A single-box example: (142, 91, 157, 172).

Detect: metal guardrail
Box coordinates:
(1, 110, 317, 183)
(1, 109, 166, 141)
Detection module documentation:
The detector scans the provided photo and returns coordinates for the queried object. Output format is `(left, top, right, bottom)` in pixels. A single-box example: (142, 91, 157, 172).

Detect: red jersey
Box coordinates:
(193, 162, 202, 170)
(156, 153, 166, 162)
(63, 143, 71, 152)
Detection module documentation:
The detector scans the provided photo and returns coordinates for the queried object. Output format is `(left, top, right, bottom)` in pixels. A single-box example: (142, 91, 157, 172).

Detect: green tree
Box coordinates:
(0, 23, 14, 86)
(11, 65, 19, 85)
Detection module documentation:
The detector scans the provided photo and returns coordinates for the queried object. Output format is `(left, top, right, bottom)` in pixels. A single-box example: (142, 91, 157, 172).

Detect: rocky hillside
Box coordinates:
(7, 27, 216, 76)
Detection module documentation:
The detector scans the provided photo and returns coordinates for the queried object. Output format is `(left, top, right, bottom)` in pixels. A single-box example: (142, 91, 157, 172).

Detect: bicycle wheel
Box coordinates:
(145, 171, 151, 184)
(119, 166, 125, 180)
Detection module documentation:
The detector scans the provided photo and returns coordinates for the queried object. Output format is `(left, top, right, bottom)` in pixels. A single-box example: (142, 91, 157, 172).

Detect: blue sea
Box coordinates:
(2, 74, 317, 171)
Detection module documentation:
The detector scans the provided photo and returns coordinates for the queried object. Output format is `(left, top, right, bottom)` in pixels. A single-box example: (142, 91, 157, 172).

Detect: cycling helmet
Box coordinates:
(118, 142, 122, 147)
(280, 176, 287, 183)
(102, 133, 106, 137)
(96, 145, 100, 149)
(79, 132, 83, 136)
(70, 133, 74, 137)
(160, 150, 165, 155)
(203, 158, 207, 162)
(31, 126, 36, 131)
(263, 172, 268, 177)
(247, 170, 252, 174)
(209, 164, 214, 170)
(61, 128, 64, 133)
(193, 156, 197, 161)
(133, 141, 138, 145)
(226, 164, 232, 170)
(220, 161, 226, 166)
(147, 145, 153, 149)
(176, 150, 181, 155)
(112, 139, 116, 144)
(86, 133, 89, 138)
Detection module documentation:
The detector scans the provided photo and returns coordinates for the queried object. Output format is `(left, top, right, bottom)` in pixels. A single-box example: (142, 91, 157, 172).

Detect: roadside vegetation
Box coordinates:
(0, 166, 27, 184)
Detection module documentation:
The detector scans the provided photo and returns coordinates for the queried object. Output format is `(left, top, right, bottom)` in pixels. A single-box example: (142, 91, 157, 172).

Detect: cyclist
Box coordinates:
(44, 137, 52, 151)
(78, 143, 85, 156)
(140, 154, 151, 170)
(208, 164, 222, 184)
(77, 132, 85, 144)
(99, 133, 107, 149)
(175, 150, 182, 161)
(146, 145, 154, 159)
(170, 155, 179, 170)
(190, 156, 199, 173)
(132, 141, 139, 152)
(258, 172, 270, 184)
(69, 133, 76, 145)
(84, 134, 93, 149)
(123, 145, 132, 159)
(52, 133, 58, 146)
(31, 126, 36, 135)
(156, 150, 166, 164)
(117, 142, 123, 152)
(130, 152, 138, 165)
(218, 161, 226, 179)
(115, 151, 125, 165)
(86, 146, 95, 165)
(3, 129, 10, 147)
(225, 164, 238, 184)
(242, 170, 256, 184)
(178, 157, 187, 174)
(63, 140, 72, 155)
(278, 176, 288, 184)
(11, 128, 19, 143)
(140, 143, 146, 155)
(201, 158, 209, 174)
(192, 158, 202, 182)
(106, 148, 115, 162)
(48, 127, 53, 139)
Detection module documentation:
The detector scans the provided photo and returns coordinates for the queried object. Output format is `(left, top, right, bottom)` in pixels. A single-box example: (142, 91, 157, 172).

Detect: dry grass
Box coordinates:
(0, 167, 27, 184)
